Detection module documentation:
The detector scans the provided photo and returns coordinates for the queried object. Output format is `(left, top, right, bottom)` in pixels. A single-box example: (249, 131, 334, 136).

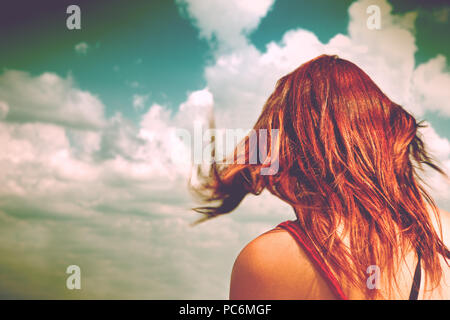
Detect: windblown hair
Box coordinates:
(190, 54, 449, 299)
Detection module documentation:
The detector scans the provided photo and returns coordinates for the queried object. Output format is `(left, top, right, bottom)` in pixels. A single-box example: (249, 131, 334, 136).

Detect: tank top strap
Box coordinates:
(276, 220, 348, 300)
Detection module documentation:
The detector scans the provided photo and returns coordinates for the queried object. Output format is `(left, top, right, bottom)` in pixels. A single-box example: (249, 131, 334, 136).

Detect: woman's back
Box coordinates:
(229, 208, 450, 300)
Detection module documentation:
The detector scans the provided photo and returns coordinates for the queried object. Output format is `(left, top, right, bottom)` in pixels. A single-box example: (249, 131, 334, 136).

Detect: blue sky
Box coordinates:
(0, 0, 449, 299)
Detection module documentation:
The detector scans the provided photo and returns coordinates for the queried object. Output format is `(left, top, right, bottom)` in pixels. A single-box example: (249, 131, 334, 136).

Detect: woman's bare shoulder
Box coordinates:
(229, 227, 336, 300)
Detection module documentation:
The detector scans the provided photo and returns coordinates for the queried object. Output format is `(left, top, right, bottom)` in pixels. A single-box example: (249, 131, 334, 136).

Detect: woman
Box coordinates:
(191, 54, 450, 299)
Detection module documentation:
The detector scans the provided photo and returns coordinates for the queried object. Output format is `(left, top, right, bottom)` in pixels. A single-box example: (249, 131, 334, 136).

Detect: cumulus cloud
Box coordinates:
(1, 0, 450, 299)
(175, 88, 214, 129)
(0, 71, 105, 129)
(412, 55, 450, 117)
(176, 0, 275, 52)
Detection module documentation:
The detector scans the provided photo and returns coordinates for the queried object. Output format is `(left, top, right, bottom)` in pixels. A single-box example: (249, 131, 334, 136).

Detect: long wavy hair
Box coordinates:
(190, 54, 449, 299)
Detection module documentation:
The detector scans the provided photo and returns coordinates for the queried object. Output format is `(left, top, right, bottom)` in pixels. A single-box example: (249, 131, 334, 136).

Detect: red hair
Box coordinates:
(190, 54, 449, 298)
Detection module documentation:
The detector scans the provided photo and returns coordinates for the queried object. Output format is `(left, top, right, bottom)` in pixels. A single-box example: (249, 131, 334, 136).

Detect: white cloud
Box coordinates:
(176, 88, 214, 128)
(412, 55, 450, 117)
(177, 0, 275, 52)
(0, 71, 106, 129)
(74, 42, 89, 55)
